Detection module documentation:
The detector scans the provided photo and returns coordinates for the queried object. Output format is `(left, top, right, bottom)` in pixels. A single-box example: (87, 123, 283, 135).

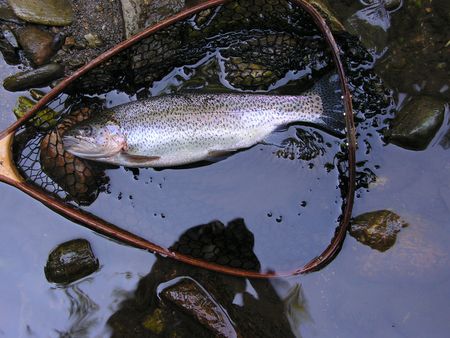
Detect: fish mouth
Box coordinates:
(62, 135, 109, 159)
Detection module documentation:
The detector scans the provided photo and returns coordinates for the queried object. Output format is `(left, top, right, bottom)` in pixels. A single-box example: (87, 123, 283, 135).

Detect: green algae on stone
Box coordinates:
(386, 96, 446, 150)
(44, 238, 99, 284)
(350, 210, 408, 252)
(7, 0, 73, 26)
(13, 95, 58, 130)
(142, 308, 165, 334)
(3, 63, 64, 91)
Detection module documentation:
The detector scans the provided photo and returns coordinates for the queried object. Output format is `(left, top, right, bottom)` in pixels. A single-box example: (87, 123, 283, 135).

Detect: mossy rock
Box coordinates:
(350, 210, 408, 252)
(386, 96, 446, 150)
(44, 239, 99, 284)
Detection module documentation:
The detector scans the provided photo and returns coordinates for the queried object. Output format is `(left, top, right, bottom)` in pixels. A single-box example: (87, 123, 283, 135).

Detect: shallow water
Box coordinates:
(1, 1, 450, 337)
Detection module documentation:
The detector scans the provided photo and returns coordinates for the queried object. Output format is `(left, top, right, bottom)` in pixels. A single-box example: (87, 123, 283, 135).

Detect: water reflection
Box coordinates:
(52, 281, 99, 338)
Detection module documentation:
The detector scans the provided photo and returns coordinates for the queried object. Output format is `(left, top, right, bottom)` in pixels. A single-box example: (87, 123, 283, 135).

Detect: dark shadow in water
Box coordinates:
(107, 219, 301, 337)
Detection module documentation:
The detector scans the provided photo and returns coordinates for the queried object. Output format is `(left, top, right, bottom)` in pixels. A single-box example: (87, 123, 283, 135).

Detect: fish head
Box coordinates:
(63, 114, 126, 159)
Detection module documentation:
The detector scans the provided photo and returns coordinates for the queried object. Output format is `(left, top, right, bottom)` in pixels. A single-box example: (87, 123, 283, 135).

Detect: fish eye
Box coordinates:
(81, 125, 93, 137)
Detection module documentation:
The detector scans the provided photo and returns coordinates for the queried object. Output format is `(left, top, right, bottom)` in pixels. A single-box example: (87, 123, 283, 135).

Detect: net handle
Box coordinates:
(0, 0, 356, 278)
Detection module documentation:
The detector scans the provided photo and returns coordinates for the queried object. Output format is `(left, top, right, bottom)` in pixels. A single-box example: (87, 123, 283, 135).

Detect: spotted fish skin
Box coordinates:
(63, 93, 325, 167)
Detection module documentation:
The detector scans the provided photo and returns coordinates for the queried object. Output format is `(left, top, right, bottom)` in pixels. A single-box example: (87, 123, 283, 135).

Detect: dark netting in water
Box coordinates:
(4, 0, 384, 276)
(67, 0, 329, 95)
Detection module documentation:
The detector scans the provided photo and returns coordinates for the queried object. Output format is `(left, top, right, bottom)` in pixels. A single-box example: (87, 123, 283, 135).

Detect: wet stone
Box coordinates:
(161, 279, 238, 338)
(8, 0, 73, 26)
(386, 96, 446, 150)
(0, 30, 20, 64)
(350, 210, 408, 252)
(0, 0, 20, 23)
(16, 26, 58, 65)
(44, 239, 99, 284)
(3, 63, 64, 91)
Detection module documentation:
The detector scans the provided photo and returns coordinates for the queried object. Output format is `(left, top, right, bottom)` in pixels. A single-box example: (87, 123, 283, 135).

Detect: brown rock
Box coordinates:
(350, 210, 408, 252)
(162, 279, 238, 338)
(16, 26, 57, 65)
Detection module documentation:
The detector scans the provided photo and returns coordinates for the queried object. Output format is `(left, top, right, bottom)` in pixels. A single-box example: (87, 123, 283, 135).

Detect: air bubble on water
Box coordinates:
(267, 212, 273, 217)
(161, 213, 166, 219)
(158, 183, 163, 189)
(275, 216, 283, 223)
(129, 195, 133, 200)
(300, 201, 307, 207)
(118, 192, 122, 200)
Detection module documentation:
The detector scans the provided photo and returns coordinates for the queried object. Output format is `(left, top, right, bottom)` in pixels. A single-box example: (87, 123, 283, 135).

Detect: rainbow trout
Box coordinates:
(63, 77, 343, 168)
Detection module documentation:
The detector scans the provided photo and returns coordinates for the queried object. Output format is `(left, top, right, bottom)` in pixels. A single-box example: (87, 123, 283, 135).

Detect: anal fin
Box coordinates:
(121, 153, 161, 164)
(207, 149, 236, 158)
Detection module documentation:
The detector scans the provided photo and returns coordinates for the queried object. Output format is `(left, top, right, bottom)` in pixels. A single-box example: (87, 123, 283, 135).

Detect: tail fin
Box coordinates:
(307, 73, 346, 136)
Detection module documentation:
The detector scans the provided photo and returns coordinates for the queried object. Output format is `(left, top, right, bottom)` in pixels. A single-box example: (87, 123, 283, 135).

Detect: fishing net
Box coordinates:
(1, 0, 364, 277)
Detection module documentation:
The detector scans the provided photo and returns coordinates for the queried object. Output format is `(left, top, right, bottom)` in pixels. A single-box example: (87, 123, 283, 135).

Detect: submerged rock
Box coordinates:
(307, 0, 345, 32)
(44, 239, 99, 284)
(161, 279, 238, 338)
(141, 308, 166, 334)
(3, 63, 64, 91)
(386, 96, 446, 150)
(16, 26, 60, 65)
(350, 210, 408, 252)
(354, 217, 450, 283)
(8, 0, 73, 26)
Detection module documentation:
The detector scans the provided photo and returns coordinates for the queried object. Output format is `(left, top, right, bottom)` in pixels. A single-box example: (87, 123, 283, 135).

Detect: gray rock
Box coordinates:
(7, 0, 73, 26)
(3, 63, 64, 91)
(386, 96, 446, 150)
(0, 0, 20, 23)
(350, 210, 408, 252)
(16, 26, 59, 65)
(44, 238, 99, 284)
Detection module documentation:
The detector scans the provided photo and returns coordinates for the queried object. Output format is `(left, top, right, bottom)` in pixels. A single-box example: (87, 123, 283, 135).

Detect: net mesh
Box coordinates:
(8, 0, 394, 272)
